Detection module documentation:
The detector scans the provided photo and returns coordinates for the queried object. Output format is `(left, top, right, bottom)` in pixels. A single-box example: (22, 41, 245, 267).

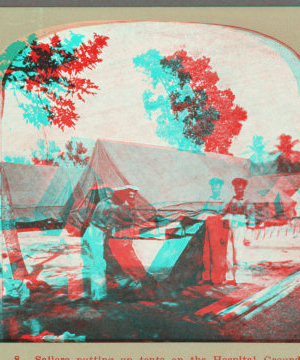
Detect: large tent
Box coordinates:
(35, 166, 83, 225)
(62, 139, 249, 298)
(62, 139, 249, 234)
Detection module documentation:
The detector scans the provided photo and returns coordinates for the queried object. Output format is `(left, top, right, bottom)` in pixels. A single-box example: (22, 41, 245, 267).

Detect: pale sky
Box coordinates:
(3, 21, 300, 160)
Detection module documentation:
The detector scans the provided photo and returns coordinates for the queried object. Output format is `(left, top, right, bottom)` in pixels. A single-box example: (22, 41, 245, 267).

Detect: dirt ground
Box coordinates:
(1, 230, 300, 342)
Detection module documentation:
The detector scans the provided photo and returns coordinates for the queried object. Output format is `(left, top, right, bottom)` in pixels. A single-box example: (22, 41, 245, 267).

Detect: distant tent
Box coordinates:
(271, 177, 296, 197)
(3, 163, 60, 225)
(247, 159, 277, 177)
(41, 182, 72, 221)
(2, 163, 83, 230)
(248, 173, 300, 197)
(247, 174, 278, 198)
(283, 173, 300, 190)
(35, 166, 83, 225)
(242, 188, 268, 224)
(264, 178, 297, 218)
(291, 189, 300, 217)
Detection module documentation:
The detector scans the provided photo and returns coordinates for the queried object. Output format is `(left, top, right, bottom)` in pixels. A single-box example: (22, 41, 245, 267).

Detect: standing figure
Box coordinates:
(206, 177, 225, 213)
(80, 185, 147, 301)
(200, 177, 229, 285)
(223, 177, 250, 285)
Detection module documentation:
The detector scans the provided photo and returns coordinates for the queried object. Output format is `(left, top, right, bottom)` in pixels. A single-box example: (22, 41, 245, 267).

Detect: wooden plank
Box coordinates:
(214, 269, 300, 323)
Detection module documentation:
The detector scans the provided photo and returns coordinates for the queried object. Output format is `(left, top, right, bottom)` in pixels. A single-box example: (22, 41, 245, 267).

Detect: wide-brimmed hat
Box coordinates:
(113, 185, 139, 193)
(89, 184, 139, 192)
(89, 184, 116, 191)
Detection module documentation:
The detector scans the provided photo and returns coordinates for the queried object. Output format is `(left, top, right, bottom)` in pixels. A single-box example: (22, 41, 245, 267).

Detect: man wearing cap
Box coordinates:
(81, 185, 148, 301)
(224, 178, 249, 215)
(206, 177, 225, 213)
(199, 177, 229, 285)
(223, 177, 251, 285)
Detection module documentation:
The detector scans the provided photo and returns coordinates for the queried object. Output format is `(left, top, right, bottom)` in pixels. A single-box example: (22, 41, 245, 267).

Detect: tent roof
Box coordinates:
(2, 163, 58, 206)
(270, 177, 296, 197)
(2, 163, 83, 207)
(78, 139, 249, 205)
(264, 180, 296, 205)
(248, 173, 300, 196)
(37, 166, 83, 207)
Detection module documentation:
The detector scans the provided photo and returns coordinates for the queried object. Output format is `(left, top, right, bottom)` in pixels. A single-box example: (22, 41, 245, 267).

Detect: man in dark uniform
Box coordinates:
(200, 177, 228, 285)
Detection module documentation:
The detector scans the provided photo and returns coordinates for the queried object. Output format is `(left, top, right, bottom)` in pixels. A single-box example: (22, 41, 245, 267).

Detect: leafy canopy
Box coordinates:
(134, 49, 247, 154)
(3, 31, 108, 130)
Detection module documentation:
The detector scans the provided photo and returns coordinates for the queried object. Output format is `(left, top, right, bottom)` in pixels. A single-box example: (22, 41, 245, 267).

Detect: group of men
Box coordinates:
(77, 177, 252, 302)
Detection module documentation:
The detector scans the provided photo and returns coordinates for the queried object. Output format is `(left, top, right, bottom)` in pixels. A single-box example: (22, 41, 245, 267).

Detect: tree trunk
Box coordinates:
(42, 125, 49, 160)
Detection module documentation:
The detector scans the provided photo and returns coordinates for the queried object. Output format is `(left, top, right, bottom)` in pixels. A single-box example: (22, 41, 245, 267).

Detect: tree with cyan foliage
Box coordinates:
(244, 135, 278, 176)
(4, 154, 31, 165)
(30, 138, 90, 168)
(134, 49, 247, 154)
(31, 139, 61, 166)
(0, 33, 38, 83)
(2, 31, 108, 131)
(274, 134, 300, 173)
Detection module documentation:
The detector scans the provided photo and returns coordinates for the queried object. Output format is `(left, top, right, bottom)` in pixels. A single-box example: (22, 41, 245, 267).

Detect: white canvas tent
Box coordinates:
(263, 178, 297, 218)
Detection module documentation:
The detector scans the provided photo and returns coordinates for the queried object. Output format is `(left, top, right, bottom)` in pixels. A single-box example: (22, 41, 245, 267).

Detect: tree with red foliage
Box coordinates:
(273, 134, 300, 173)
(175, 51, 247, 154)
(58, 139, 90, 168)
(2, 31, 108, 130)
(134, 49, 247, 155)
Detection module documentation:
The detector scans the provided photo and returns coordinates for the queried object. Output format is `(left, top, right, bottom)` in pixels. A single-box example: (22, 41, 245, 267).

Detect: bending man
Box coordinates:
(81, 185, 148, 301)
